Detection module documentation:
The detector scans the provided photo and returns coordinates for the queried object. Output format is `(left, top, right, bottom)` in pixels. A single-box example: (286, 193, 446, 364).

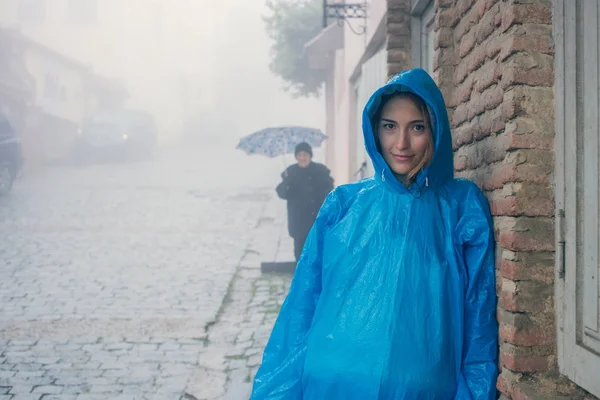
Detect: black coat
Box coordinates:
(276, 162, 334, 239)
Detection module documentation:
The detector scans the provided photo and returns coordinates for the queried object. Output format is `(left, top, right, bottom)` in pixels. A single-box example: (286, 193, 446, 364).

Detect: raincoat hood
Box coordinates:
(363, 68, 454, 193)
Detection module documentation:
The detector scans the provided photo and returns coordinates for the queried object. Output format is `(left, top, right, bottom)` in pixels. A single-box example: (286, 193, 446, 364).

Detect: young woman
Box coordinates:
(251, 68, 498, 399)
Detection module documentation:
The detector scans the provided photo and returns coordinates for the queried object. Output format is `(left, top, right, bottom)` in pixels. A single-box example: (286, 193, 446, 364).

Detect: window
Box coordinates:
(555, 0, 600, 397)
(354, 46, 387, 180)
(68, 0, 98, 23)
(18, 0, 46, 23)
(411, 0, 435, 73)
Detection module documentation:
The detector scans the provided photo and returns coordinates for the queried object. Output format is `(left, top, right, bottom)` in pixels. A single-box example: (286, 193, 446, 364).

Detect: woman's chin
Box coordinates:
(389, 166, 411, 176)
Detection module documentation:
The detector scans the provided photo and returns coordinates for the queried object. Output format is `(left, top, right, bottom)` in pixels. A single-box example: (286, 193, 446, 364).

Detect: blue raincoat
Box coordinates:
(250, 69, 498, 399)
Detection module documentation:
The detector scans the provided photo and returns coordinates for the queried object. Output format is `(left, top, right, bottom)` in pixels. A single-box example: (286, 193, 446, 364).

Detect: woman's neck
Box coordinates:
(392, 172, 412, 187)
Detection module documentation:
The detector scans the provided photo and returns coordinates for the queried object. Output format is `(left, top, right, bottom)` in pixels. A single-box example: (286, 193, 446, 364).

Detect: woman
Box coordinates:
(276, 142, 334, 262)
(252, 69, 498, 399)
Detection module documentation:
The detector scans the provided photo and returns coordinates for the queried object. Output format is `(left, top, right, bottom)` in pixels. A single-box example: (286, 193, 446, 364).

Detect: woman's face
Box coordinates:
(378, 96, 432, 176)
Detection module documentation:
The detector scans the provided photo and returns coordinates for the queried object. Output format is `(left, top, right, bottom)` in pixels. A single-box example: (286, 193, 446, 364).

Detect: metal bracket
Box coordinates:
(557, 208, 566, 279)
(323, 1, 367, 35)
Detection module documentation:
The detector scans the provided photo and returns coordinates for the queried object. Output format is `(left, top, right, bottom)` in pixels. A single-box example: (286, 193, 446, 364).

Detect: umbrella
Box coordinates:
(236, 126, 327, 158)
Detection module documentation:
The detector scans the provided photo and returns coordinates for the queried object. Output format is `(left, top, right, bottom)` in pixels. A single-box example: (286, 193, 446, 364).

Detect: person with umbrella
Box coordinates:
(276, 142, 334, 262)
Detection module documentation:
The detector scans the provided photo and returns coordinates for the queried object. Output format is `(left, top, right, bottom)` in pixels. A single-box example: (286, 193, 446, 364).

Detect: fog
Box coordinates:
(0, 1, 326, 397)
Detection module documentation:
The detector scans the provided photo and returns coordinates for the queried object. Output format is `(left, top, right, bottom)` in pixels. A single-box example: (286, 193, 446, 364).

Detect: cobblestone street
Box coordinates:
(0, 146, 293, 399)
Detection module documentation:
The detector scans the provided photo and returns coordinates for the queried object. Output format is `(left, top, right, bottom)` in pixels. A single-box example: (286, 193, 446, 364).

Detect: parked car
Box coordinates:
(0, 113, 23, 196)
(75, 109, 157, 162)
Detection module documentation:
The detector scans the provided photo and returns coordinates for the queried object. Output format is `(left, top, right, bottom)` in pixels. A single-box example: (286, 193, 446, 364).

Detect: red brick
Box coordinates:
(452, 103, 470, 127)
(480, 84, 503, 113)
(498, 308, 555, 340)
(452, 119, 473, 148)
(436, 7, 456, 29)
(483, 0, 499, 9)
(458, 27, 476, 57)
(473, 60, 500, 93)
(501, 4, 552, 32)
(501, 52, 556, 91)
(475, 3, 500, 43)
(387, 8, 411, 23)
(500, 352, 549, 373)
(504, 49, 555, 69)
(501, 67, 554, 89)
(387, 32, 411, 49)
(456, 159, 551, 191)
(454, 156, 466, 171)
(387, 49, 411, 65)
(521, 23, 553, 38)
(488, 183, 554, 217)
(435, 0, 455, 8)
(449, 75, 474, 107)
(455, 39, 492, 83)
(437, 1, 461, 27)
(388, 63, 409, 77)
(499, 278, 553, 313)
(502, 87, 554, 120)
(387, 0, 411, 11)
(512, 387, 532, 400)
(433, 47, 458, 72)
(496, 216, 554, 252)
(453, 0, 478, 40)
(433, 65, 453, 85)
(434, 27, 454, 49)
(467, 45, 488, 75)
(465, 84, 503, 120)
(474, 0, 487, 19)
(388, 22, 410, 37)
(454, 133, 508, 171)
(454, 62, 469, 86)
(440, 86, 453, 106)
(499, 34, 554, 61)
(456, 0, 476, 15)
(505, 116, 554, 151)
(485, 31, 504, 59)
(499, 251, 554, 284)
(498, 226, 550, 253)
(497, 370, 518, 397)
(490, 195, 517, 216)
(494, 6, 504, 27)
(500, 323, 554, 347)
(452, 106, 505, 141)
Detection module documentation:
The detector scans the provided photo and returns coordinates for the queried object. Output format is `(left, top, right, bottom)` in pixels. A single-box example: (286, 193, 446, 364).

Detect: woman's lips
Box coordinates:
(392, 154, 414, 162)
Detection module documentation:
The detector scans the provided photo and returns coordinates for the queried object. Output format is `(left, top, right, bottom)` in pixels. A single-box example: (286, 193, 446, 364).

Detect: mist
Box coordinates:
(0, 1, 326, 398)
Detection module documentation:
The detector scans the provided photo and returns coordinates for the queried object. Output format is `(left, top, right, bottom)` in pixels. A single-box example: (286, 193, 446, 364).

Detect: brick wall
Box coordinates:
(386, 0, 411, 78)
(386, 0, 596, 398)
(438, 1, 560, 397)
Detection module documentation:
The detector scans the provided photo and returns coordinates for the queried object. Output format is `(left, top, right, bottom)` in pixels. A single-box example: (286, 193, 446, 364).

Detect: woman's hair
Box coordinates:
(371, 91, 434, 184)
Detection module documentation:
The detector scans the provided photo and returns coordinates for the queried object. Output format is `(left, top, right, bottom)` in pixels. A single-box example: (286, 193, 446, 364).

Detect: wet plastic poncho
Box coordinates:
(250, 68, 498, 399)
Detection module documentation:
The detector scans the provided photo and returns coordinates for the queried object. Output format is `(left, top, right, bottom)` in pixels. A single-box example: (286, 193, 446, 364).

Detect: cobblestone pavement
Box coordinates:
(0, 146, 294, 399)
(188, 197, 294, 400)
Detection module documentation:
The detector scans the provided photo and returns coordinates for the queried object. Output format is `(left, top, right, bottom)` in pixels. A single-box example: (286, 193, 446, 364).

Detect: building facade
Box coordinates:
(0, 0, 215, 143)
(0, 27, 124, 165)
(311, 0, 600, 397)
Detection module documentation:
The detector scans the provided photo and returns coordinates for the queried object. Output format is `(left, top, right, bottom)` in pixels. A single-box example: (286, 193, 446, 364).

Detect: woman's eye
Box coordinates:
(413, 124, 426, 132)
(382, 123, 395, 130)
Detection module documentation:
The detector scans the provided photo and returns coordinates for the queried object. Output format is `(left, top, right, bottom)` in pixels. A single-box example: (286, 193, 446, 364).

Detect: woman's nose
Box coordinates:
(395, 129, 410, 149)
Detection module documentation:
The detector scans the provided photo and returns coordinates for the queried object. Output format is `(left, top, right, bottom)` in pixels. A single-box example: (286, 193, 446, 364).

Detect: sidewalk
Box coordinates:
(183, 194, 294, 400)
